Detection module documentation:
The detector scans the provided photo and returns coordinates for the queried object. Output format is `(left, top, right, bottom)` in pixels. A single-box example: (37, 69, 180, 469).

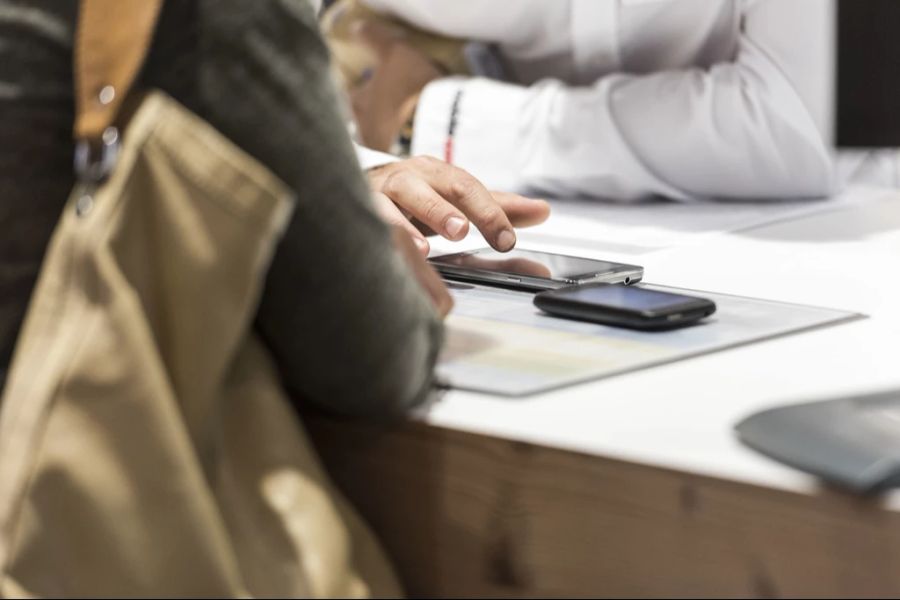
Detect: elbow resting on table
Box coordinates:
(713, 91, 838, 200)
(685, 122, 837, 201)
(361, 318, 444, 419)
(753, 134, 836, 200)
(313, 314, 444, 420)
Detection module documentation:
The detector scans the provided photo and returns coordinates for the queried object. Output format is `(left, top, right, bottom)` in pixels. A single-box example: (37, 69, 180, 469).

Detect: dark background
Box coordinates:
(837, 0, 900, 147)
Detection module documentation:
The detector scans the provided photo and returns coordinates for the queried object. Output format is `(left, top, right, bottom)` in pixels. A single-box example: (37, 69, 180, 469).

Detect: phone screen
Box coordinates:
(431, 249, 632, 281)
(560, 285, 702, 312)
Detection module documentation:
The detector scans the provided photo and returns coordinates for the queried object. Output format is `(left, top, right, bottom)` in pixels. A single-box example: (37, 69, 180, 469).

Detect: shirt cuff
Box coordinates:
(411, 77, 528, 191)
(354, 143, 399, 171)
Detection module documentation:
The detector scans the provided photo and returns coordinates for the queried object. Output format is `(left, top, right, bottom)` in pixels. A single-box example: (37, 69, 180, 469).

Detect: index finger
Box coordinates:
(420, 159, 517, 252)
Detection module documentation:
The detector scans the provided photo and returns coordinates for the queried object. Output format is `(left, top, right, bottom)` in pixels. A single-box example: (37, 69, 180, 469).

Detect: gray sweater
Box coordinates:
(0, 0, 442, 415)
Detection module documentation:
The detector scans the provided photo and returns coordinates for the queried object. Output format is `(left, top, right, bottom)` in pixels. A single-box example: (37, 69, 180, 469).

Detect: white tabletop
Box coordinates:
(423, 186, 900, 505)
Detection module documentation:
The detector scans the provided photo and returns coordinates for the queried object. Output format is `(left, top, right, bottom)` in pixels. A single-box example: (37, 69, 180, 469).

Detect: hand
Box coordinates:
(390, 225, 453, 318)
(350, 20, 441, 151)
(369, 156, 551, 255)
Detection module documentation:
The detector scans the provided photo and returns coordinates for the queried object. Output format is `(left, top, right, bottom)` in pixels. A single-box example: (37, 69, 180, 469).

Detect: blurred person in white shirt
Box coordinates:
(350, 0, 838, 202)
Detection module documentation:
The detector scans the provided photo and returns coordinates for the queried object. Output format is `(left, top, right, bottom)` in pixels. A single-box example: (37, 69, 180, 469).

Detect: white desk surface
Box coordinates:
(424, 186, 900, 506)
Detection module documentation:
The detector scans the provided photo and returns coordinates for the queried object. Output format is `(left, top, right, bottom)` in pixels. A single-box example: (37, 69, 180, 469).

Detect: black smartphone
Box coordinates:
(428, 248, 643, 291)
(534, 283, 717, 331)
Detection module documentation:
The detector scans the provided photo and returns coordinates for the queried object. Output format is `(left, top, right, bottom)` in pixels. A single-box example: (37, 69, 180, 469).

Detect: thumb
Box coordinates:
(491, 192, 551, 228)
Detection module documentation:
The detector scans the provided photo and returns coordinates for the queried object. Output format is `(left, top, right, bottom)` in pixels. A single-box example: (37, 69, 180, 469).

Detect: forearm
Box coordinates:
(412, 64, 832, 202)
(196, 0, 442, 415)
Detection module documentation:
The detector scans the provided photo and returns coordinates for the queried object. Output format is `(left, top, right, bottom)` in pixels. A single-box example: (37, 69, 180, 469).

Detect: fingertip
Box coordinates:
(496, 229, 517, 252)
(445, 216, 469, 240)
(413, 235, 430, 255)
(442, 296, 455, 317)
(436, 289, 455, 317)
(525, 197, 551, 213)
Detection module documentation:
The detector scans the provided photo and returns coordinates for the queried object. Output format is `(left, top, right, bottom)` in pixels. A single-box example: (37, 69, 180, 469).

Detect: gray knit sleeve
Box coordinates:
(190, 0, 444, 415)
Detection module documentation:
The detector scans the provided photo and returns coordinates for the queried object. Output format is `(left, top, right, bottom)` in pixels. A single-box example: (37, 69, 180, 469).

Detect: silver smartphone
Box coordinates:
(429, 248, 643, 291)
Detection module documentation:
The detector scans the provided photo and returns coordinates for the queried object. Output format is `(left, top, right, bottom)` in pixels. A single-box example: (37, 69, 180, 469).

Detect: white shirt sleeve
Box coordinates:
(410, 0, 836, 201)
(354, 143, 399, 171)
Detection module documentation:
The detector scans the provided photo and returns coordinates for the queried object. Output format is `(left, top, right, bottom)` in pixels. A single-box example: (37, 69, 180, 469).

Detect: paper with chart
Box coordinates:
(437, 284, 862, 396)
